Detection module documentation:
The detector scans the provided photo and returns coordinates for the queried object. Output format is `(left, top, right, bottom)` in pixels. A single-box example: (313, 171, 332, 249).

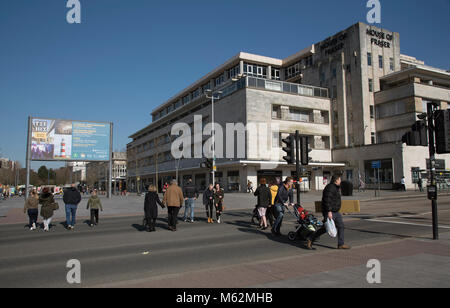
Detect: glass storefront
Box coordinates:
(364, 159, 393, 184)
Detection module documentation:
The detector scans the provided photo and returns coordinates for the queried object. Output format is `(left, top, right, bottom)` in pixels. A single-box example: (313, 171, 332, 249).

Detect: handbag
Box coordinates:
(52, 202, 59, 211)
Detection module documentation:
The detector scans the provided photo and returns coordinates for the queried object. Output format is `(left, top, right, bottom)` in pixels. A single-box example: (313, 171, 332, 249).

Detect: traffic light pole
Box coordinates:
(427, 103, 439, 240)
(295, 131, 301, 205)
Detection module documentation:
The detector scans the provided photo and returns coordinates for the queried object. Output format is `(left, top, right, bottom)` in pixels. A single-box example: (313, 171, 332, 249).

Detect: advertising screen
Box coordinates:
(30, 118, 111, 162)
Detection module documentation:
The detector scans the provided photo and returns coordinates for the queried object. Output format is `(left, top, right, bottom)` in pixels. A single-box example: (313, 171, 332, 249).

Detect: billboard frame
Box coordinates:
(25, 116, 114, 200)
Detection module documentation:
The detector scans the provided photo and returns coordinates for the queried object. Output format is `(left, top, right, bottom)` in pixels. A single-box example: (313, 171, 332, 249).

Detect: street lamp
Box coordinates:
(205, 89, 222, 185)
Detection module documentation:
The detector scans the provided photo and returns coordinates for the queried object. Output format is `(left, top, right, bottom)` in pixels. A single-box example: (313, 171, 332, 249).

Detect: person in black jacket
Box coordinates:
(254, 178, 272, 230)
(183, 179, 199, 223)
(63, 184, 82, 230)
(307, 175, 350, 250)
(203, 184, 215, 223)
(144, 185, 165, 232)
(272, 177, 294, 236)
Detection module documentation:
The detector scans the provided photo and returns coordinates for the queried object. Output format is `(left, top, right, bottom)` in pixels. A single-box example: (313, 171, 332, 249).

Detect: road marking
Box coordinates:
(367, 219, 450, 229)
(381, 210, 450, 219)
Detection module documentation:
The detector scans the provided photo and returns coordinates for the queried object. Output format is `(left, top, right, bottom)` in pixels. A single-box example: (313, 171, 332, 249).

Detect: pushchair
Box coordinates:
(285, 204, 323, 242)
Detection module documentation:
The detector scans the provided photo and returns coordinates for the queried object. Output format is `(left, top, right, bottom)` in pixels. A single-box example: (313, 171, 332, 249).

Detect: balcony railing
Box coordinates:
(246, 76, 329, 98)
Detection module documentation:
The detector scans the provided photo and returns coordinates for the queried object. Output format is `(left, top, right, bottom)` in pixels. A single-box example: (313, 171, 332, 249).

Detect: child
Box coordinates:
(24, 190, 39, 231)
(86, 189, 103, 227)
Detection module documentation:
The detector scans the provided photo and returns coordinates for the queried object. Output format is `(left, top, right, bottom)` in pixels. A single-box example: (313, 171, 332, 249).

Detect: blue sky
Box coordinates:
(1, 0, 449, 169)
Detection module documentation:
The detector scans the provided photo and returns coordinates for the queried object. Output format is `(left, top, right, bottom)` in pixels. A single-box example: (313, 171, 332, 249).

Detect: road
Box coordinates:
(1, 195, 450, 288)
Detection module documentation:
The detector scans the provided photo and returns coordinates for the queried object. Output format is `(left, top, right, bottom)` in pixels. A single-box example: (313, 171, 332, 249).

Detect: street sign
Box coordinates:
(372, 161, 381, 169)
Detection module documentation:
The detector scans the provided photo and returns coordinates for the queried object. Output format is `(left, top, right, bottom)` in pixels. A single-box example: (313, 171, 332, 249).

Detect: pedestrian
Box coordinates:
(307, 175, 350, 250)
(203, 184, 215, 223)
(63, 184, 82, 230)
(401, 177, 406, 191)
(272, 177, 294, 236)
(144, 185, 165, 232)
(39, 187, 58, 232)
(267, 180, 279, 227)
(418, 177, 423, 192)
(163, 182, 169, 194)
(247, 180, 254, 193)
(24, 190, 39, 231)
(254, 178, 271, 230)
(162, 179, 184, 231)
(214, 183, 225, 223)
(183, 178, 199, 223)
(86, 189, 103, 227)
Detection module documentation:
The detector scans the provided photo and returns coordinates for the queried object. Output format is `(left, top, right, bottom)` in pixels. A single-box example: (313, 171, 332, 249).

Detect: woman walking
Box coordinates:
(39, 187, 58, 232)
(86, 189, 103, 227)
(24, 190, 39, 231)
(203, 184, 215, 223)
(267, 180, 279, 227)
(254, 178, 271, 230)
(214, 183, 225, 224)
(144, 185, 165, 232)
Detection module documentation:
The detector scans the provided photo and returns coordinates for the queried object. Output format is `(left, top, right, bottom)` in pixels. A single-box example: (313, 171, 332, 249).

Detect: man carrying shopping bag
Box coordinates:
(307, 175, 350, 250)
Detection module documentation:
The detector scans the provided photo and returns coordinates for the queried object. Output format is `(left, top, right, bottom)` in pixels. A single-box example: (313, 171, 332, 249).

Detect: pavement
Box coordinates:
(0, 193, 450, 288)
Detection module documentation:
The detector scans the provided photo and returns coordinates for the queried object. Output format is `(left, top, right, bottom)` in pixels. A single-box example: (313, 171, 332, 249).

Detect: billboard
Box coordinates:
(30, 118, 111, 162)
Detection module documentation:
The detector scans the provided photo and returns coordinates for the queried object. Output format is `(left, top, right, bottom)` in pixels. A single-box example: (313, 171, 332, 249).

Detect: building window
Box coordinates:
(370, 105, 375, 119)
(244, 63, 267, 78)
(228, 65, 241, 79)
(390, 57, 394, 71)
(379, 55, 383, 69)
(182, 95, 190, 105)
(376, 101, 406, 119)
(272, 105, 281, 119)
(367, 52, 372, 66)
(371, 132, 376, 144)
(289, 108, 310, 122)
(215, 75, 224, 87)
(271, 68, 280, 80)
(369, 79, 373, 92)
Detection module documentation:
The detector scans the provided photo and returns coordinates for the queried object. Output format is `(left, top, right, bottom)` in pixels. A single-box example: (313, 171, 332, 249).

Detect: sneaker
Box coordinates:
(338, 245, 351, 250)
(189, 219, 194, 223)
(67, 225, 72, 230)
(217, 218, 221, 224)
(32, 223, 36, 230)
(90, 224, 94, 227)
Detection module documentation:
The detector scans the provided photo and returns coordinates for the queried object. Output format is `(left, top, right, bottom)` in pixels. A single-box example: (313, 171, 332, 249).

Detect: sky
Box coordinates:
(1, 0, 449, 170)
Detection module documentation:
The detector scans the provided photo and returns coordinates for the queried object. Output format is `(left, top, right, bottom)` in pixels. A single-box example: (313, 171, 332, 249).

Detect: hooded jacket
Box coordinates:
(39, 192, 56, 219)
(63, 187, 81, 205)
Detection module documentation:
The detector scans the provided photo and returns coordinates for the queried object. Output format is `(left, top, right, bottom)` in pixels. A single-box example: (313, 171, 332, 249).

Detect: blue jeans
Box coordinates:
(65, 204, 78, 226)
(183, 198, 195, 221)
(272, 204, 285, 233)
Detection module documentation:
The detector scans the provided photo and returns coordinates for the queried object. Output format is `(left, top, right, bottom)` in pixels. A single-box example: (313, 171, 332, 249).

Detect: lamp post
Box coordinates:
(205, 89, 222, 185)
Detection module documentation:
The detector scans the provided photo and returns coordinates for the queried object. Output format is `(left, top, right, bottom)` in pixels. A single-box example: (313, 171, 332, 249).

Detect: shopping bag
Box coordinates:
(326, 218, 337, 238)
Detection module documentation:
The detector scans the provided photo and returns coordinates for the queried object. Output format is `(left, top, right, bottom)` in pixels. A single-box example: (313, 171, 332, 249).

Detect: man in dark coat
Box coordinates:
(254, 178, 272, 230)
(63, 184, 82, 230)
(272, 177, 294, 236)
(307, 175, 350, 250)
(203, 184, 215, 223)
(144, 185, 165, 232)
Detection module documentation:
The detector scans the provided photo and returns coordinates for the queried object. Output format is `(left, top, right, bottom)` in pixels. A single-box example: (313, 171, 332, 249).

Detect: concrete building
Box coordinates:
(67, 162, 87, 182)
(127, 22, 450, 192)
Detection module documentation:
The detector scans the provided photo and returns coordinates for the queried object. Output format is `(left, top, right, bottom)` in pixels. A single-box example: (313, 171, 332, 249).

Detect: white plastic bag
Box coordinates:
(326, 218, 337, 238)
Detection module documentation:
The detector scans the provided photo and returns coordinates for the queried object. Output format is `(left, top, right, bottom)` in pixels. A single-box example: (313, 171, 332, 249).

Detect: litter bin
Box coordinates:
(341, 181, 354, 196)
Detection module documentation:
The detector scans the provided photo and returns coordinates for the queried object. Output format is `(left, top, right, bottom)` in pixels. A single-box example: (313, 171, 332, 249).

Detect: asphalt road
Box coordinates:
(1, 196, 450, 288)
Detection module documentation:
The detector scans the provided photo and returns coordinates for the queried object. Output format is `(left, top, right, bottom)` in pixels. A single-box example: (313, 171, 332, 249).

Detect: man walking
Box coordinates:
(63, 184, 82, 230)
(401, 176, 407, 191)
(272, 177, 294, 236)
(163, 179, 184, 231)
(308, 175, 350, 250)
(183, 178, 199, 223)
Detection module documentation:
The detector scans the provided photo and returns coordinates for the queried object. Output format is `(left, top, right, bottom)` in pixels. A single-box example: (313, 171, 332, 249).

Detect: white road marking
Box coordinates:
(367, 219, 450, 229)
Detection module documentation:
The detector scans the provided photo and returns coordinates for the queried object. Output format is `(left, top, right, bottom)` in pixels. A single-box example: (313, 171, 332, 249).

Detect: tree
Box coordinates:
(37, 166, 49, 183)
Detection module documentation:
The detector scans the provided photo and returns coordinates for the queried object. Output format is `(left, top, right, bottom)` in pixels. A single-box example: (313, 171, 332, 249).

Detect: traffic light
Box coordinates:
(402, 121, 428, 146)
(200, 158, 213, 169)
(300, 136, 312, 166)
(282, 134, 295, 165)
(435, 110, 450, 154)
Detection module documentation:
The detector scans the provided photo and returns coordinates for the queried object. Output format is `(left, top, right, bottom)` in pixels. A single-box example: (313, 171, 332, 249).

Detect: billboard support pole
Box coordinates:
(25, 117, 32, 201)
(108, 123, 113, 199)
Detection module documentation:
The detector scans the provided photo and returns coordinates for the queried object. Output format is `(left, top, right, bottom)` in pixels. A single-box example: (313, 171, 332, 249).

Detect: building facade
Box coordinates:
(127, 22, 450, 192)
(86, 152, 127, 192)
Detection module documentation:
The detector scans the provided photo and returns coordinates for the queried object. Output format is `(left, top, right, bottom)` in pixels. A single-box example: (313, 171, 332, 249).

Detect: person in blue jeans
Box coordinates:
(183, 179, 199, 223)
(272, 177, 294, 236)
(63, 184, 82, 230)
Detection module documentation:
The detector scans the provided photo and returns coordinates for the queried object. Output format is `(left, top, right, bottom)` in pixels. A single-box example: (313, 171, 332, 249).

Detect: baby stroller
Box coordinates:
(285, 204, 323, 242)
